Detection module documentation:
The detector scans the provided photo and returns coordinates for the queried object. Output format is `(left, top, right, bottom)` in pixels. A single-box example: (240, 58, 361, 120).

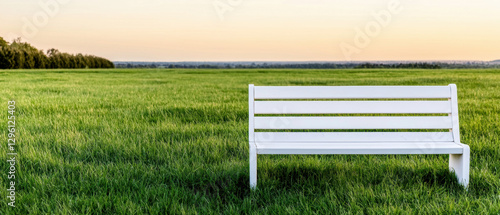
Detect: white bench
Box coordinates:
(248, 84, 470, 189)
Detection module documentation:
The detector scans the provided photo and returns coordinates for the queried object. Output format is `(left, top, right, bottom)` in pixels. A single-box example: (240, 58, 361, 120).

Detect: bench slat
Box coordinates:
(254, 86, 451, 99)
(255, 101, 451, 114)
(254, 116, 452, 129)
(256, 142, 463, 154)
(255, 132, 454, 142)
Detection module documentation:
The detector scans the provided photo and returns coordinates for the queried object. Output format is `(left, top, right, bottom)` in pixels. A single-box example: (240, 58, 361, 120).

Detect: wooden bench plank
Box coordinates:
(254, 116, 453, 129)
(254, 86, 451, 99)
(255, 132, 454, 142)
(256, 142, 464, 154)
(255, 101, 452, 114)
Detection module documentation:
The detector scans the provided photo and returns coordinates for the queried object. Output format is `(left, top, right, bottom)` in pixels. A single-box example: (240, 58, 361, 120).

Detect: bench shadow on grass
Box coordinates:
(182, 161, 467, 204)
(182, 166, 251, 204)
(260, 163, 464, 191)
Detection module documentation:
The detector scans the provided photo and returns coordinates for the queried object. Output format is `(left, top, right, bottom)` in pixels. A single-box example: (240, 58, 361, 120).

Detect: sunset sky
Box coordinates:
(1, 0, 499, 62)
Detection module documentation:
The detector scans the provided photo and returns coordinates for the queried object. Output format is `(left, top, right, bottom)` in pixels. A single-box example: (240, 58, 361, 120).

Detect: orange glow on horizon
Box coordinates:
(1, 0, 499, 61)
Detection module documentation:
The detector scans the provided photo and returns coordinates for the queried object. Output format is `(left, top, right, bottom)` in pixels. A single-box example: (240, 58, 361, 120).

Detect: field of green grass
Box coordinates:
(1, 68, 499, 214)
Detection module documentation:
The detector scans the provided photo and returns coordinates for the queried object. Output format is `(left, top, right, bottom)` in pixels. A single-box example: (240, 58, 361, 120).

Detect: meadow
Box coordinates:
(0, 68, 499, 214)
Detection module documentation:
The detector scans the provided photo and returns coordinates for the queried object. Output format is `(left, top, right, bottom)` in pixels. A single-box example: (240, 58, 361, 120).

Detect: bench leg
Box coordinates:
(449, 145, 470, 189)
(250, 145, 257, 189)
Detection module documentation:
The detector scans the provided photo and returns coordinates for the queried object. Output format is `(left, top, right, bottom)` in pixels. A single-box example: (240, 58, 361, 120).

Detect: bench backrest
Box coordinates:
(249, 84, 460, 144)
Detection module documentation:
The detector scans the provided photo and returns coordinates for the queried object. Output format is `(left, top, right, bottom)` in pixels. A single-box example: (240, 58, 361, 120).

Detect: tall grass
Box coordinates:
(1, 68, 499, 214)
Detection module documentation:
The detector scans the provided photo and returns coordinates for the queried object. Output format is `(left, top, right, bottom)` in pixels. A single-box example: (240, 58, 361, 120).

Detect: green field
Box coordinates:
(1, 69, 499, 214)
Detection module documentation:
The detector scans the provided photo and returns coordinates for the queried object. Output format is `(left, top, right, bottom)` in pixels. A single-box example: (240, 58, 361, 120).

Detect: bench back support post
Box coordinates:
(448, 84, 469, 188)
(449, 84, 461, 143)
(249, 84, 257, 189)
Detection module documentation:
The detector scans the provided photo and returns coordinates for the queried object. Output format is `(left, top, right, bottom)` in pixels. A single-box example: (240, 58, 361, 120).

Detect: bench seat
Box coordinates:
(256, 142, 464, 154)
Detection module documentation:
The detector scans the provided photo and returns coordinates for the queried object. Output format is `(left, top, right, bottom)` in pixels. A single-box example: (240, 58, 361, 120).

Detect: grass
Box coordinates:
(0, 68, 499, 214)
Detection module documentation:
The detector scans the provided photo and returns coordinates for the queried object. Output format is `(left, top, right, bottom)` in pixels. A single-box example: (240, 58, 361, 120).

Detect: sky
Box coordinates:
(1, 0, 499, 62)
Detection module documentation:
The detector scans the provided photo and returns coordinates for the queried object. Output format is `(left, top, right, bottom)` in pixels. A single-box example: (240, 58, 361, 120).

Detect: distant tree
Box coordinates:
(46, 48, 60, 57)
(0, 37, 8, 47)
(11, 49, 25, 69)
(47, 48, 61, 68)
(0, 46, 15, 69)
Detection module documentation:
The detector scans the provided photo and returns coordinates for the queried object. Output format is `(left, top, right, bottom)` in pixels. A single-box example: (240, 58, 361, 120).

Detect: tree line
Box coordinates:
(355, 63, 442, 69)
(115, 62, 362, 69)
(0, 37, 114, 69)
(116, 62, 500, 69)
